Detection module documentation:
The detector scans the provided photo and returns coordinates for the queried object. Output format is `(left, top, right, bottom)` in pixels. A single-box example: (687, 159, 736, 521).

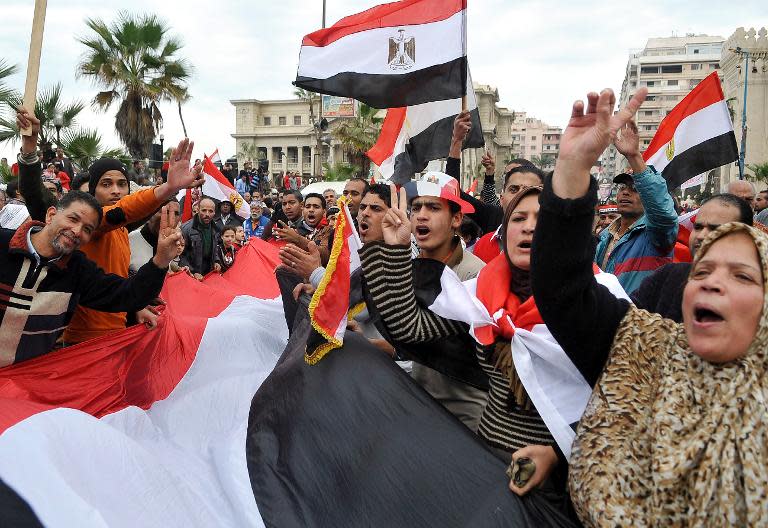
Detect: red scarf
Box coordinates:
(473, 253, 543, 346)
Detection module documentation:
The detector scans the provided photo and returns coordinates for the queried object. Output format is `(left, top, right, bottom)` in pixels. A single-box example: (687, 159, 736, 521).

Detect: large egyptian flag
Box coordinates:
(0, 240, 287, 527)
(367, 68, 484, 184)
(643, 72, 738, 190)
(294, 0, 468, 109)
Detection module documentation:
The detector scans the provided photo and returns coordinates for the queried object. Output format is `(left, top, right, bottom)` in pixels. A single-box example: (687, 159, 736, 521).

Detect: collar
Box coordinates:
(11, 220, 68, 269)
(490, 224, 502, 242)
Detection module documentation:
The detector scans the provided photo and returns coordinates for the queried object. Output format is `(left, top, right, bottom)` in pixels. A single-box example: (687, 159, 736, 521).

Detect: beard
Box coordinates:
(51, 230, 80, 255)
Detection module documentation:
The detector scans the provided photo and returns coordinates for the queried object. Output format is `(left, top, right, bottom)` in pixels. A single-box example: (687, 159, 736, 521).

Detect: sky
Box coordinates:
(1, 0, 766, 162)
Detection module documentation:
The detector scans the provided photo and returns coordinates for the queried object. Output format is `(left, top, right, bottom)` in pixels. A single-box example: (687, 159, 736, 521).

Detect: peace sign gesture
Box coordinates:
(153, 204, 183, 268)
(381, 184, 411, 246)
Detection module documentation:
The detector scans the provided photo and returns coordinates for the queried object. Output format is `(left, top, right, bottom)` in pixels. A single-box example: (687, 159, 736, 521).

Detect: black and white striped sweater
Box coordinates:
(359, 242, 554, 454)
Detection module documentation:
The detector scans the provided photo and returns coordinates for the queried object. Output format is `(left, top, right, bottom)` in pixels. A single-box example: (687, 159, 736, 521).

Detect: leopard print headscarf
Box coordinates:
(569, 222, 768, 527)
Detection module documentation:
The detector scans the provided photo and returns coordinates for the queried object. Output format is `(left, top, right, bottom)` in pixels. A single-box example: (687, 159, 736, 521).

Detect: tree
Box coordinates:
(60, 128, 129, 170)
(322, 162, 358, 182)
(238, 141, 258, 163)
(77, 12, 192, 159)
(294, 87, 319, 127)
(747, 162, 768, 185)
(0, 83, 85, 150)
(0, 60, 18, 110)
(530, 153, 556, 169)
(331, 103, 382, 176)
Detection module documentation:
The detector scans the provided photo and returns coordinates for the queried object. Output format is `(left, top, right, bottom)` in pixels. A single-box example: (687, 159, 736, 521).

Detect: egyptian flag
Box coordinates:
(294, 0, 468, 109)
(423, 258, 630, 460)
(306, 199, 362, 364)
(200, 155, 249, 218)
(246, 272, 579, 528)
(367, 68, 484, 184)
(0, 240, 287, 527)
(643, 72, 738, 190)
(209, 148, 221, 165)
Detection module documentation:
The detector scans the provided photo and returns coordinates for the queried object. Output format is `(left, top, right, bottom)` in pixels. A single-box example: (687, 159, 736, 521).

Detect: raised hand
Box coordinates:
(381, 184, 411, 246)
(452, 111, 472, 143)
(153, 204, 183, 268)
(554, 87, 647, 198)
(613, 120, 647, 173)
(165, 138, 204, 191)
(15, 108, 40, 155)
(280, 242, 321, 279)
(481, 150, 495, 175)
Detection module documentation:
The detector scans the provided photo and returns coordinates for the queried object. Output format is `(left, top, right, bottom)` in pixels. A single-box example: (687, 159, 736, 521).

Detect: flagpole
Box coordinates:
(461, 2, 467, 112)
(21, 0, 47, 136)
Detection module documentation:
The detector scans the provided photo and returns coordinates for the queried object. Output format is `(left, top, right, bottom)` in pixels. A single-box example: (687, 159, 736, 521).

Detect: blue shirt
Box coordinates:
(243, 216, 269, 240)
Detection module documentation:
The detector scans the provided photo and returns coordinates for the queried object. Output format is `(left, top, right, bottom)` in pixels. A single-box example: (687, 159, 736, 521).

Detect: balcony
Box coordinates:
(287, 162, 299, 171)
(302, 162, 313, 172)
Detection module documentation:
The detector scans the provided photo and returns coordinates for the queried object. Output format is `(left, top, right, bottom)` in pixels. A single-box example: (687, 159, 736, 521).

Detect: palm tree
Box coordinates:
(294, 87, 319, 126)
(530, 154, 556, 169)
(77, 12, 192, 159)
(60, 128, 129, 170)
(322, 161, 359, 182)
(332, 103, 383, 176)
(238, 141, 258, 163)
(747, 162, 768, 185)
(0, 83, 85, 149)
(0, 60, 19, 110)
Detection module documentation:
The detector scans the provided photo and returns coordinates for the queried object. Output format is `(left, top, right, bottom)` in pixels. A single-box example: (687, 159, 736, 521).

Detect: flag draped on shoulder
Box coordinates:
(306, 199, 362, 364)
(367, 69, 483, 184)
(294, 0, 468, 108)
(201, 156, 249, 218)
(643, 72, 738, 190)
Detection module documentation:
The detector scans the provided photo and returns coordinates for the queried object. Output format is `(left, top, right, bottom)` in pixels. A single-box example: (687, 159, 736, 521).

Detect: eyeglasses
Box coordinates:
(616, 183, 636, 193)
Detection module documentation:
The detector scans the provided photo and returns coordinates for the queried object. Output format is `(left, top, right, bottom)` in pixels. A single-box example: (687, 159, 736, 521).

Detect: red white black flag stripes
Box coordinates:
(643, 72, 738, 190)
(367, 68, 483, 184)
(294, 0, 468, 108)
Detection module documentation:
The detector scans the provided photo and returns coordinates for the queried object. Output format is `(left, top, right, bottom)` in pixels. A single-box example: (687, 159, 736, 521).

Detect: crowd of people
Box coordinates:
(1, 82, 767, 526)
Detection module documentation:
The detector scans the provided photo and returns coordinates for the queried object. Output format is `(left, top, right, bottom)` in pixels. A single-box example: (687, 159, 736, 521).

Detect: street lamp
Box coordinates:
(53, 113, 64, 147)
(159, 133, 165, 161)
(730, 46, 768, 180)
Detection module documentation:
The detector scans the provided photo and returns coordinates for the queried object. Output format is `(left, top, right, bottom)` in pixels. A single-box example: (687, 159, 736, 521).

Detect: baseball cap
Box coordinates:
(613, 173, 634, 185)
(403, 172, 475, 214)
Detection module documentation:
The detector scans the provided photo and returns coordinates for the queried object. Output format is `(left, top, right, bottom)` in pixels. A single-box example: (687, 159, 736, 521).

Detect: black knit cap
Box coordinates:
(87, 158, 128, 196)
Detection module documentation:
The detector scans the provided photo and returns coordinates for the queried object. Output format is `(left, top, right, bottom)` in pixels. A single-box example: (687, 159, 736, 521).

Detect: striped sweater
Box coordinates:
(359, 242, 554, 454)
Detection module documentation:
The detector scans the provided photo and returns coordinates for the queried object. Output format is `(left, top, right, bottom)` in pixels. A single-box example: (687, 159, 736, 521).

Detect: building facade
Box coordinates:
(604, 34, 725, 179)
(510, 112, 561, 169)
(719, 27, 768, 190)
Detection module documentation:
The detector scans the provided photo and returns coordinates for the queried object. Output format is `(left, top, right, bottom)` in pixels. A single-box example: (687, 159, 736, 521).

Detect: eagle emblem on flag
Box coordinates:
(665, 138, 675, 161)
(388, 29, 416, 71)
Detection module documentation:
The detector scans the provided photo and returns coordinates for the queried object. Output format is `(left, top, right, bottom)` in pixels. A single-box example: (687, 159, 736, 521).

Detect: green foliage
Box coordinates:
(331, 103, 383, 175)
(530, 154, 556, 169)
(77, 12, 192, 158)
(322, 162, 359, 182)
(238, 141, 258, 163)
(747, 162, 768, 185)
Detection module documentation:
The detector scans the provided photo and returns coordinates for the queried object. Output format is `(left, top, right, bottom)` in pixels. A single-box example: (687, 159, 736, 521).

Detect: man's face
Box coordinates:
(44, 201, 99, 255)
(198, 199, 216, 225)
(324, 191, 337, 208)
(689, 200, 741, 256)
(244, 192, 252, 203)
(357, 193, 389, 243)
(729, 181, 755, 209)
(282, 193, 303, 221)
(755, 192, 768, 212)
(252, 191, 262, 202)
(410, 196, 461, 254)
(148, 201, 179, 234)
(1, 158, 8, 166)
(596, 211, 620, 232)
(343, 180, 366, 216)
(615, 181, 644, 219)
(303, 197, 325, 227)
(500, 171, 542, 211)
(220, 202, 232, 215)
(94, 170, 129, 206)
(250, 204, 263, 220)
(43, 181, 60, 199)
(55, 149, 63, 159)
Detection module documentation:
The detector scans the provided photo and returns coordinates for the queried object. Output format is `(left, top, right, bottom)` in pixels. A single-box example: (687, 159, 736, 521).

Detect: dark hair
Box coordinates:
(362, 183, 391, 207)
(503, 165, 545, 188)
(348, 177, 370, 193)
(57, 190, 103, 225)
(499, 186, 543, 254)
(703, 193, 754, 226)
(447, 201, 461, 215)
(459, 216, 482, 245)
(6, 180, 19, 199)
(304, 192, 326, 208)
(505, 158, 535, 170)
(283, 189, 303, 202)
(221, 224, 238, 235)
(264, 197, 274, 208)
(71, 173, 90, 192)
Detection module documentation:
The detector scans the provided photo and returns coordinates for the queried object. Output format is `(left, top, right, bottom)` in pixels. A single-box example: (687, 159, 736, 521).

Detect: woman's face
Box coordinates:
(504, 194, 539, 271)
(683, 232, 764, 363)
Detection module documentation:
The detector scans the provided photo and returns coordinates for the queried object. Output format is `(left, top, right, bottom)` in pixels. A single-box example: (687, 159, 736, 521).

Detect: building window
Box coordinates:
(643, 110, 654, 116)
(279, 116, 287, 126)
(293, 116, 301, 125)
(667, 80, 678, 86)
(263, 116, 271, 126)
(693, 49, 699, 54)
(710, 63, 720, 69)
(690, 64, 701, 70)
(690, 79, 702, 88)
(641, 66, 659, 74)
(531, 136, 536, 140)
(645, 81, 656, 87)
(531, 146, 537, 151)
(645, 95, 656, 101)
(661, 65, 683, 74)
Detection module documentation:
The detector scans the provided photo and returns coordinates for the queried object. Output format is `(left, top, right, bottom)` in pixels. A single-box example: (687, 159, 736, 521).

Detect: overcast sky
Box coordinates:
(1, 0, 766, 162)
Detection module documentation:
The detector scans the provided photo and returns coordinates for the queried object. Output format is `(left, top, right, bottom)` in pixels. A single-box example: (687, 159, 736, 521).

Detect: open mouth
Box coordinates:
(517, 241, 532, 250)
(617, 199, 632, 206)
(359, 221, 369, 232)
(414, 225, 430, 239)
(693, 305, 725, 324)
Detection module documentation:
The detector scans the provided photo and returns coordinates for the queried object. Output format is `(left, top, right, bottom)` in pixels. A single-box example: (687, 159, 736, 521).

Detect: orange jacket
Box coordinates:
(63, 187, 163, 343)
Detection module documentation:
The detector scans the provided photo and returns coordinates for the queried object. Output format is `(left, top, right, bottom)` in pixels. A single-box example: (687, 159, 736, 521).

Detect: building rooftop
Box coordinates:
(644, 34, 724, 49)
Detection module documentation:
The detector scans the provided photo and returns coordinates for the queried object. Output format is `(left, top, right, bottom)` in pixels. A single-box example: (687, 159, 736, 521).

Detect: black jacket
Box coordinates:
(631, 262, 690, 323)
(0, 221, 167, 365)
(180, 215, 220, 275)
(445, 157, 503, 234)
